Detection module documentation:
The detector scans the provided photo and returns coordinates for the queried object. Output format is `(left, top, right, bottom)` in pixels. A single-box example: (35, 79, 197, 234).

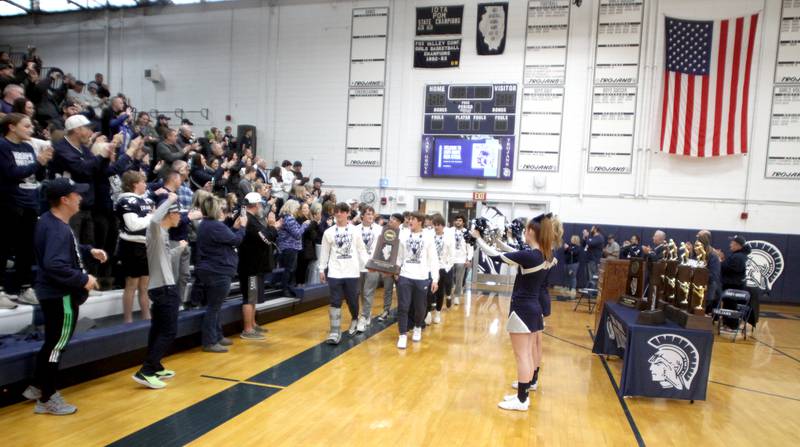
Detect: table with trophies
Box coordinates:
(592, 240, 715, 401)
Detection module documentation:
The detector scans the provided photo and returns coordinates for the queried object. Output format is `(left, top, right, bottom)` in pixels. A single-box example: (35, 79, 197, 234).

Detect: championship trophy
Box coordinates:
(661, 241, 712, 330)
(659, 240, 680, 306)
(636, 261, 666, 325)
(365, 226, 401, 275)
(619, 257, 646, 309)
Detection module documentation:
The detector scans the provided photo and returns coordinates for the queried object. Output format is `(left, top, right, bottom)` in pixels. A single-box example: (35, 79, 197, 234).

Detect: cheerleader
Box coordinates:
(472, 213, 555, 411)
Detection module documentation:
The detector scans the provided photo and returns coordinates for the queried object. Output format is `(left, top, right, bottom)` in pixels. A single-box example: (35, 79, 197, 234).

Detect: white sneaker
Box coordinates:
(356, 316, 367, 333)
(498, 396, 529, 411)
(412, 326, 422, 342)
(348, 320, 358, 335)
(0, 293, 18, 310)
(397, 334, 408, 349)
(433, 310, 441, 324)
(17, 288, 39, 305)
(454, 296, 460, 305)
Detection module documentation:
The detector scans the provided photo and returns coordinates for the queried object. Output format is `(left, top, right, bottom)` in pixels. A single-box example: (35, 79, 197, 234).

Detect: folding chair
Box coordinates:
(574, 275, 599, 313)
(712, 289, 751, 342)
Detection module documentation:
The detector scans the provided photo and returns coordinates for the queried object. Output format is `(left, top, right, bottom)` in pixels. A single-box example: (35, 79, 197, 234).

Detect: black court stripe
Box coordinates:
(542, 331, 592, 351)
(709, 380, 800, 402)
(588, 328, 646, 447)
(751, 336, 800, 365)
(109, 313, 397, 446)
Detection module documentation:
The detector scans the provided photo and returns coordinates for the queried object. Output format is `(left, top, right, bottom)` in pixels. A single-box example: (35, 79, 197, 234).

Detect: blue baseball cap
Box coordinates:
(44, 178, 89, 201)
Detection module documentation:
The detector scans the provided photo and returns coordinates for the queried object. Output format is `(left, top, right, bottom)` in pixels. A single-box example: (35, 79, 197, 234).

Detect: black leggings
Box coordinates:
(427, 269, 453, 311)
(34, 296, 80, 402)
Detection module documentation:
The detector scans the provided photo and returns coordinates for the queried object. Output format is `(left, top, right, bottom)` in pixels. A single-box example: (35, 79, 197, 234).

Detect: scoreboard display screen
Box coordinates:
(421, 84, 517, 180)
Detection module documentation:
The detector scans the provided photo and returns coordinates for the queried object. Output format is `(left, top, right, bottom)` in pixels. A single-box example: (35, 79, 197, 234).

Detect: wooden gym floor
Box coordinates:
(1, 289, 799, 446)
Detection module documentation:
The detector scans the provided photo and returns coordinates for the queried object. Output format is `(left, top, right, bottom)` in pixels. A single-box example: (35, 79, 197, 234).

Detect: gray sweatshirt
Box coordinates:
(146, 196, 185, 290)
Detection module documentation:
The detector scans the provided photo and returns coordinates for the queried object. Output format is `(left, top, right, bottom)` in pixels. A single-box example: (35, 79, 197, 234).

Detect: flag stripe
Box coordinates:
(712, 19, 728, 156)
(670, 73, 682, 154)
(727, 17, 744, 155)
(698, 75, 709, 157)
(683, 75, 695, 156)
(740, 13, 758, 154)
(661, 69, 670, 151)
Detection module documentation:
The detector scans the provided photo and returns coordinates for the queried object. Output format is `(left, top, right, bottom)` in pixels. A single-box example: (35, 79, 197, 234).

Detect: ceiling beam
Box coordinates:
(2, 0, 31, 13)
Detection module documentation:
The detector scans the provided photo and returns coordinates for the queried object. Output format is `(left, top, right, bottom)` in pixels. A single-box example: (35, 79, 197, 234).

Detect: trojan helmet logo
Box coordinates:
(744, 240, 784, 291)
(647, 334, 699, 391)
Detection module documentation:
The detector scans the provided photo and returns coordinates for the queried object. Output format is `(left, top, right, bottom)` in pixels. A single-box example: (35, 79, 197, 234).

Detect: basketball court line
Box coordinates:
(543, 330, 593, 351)
(588, 328, 647, 447)
(108, 313, 398, 446)
(709, 380, 800, 402)
(751, 336, 800, 365)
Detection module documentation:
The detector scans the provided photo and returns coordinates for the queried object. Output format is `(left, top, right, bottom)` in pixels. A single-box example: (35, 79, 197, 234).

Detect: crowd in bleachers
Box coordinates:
(0, 49, 345, 318)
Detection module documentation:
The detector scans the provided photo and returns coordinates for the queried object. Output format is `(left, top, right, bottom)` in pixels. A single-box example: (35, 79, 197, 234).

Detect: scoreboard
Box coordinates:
(421, 84, 517, 179)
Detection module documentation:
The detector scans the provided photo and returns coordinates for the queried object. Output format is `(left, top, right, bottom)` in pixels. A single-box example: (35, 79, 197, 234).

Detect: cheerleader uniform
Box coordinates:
(475, 238, 552, 333)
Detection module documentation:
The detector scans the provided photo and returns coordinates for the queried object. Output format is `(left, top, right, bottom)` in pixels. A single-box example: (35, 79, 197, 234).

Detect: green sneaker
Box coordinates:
(155, 369, 176, 380)
(132, 372, 166, 389)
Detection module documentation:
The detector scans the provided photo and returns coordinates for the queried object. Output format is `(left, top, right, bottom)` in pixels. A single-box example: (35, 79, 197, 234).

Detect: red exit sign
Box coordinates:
(472, 191, 487, 201)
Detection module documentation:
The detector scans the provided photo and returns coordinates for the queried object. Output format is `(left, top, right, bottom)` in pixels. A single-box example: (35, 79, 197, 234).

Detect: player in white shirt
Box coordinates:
(394, 212, 439, 349)
(355, 206, 383, 332)
(451, 214, 473, 305)
(318, 202, 369, 345)
(377, 213, 405, 322)
(425, 214, 455, 325)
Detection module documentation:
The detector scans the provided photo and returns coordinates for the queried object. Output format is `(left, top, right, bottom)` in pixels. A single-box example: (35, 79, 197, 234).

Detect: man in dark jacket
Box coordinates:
(50, 115, 110, 245)
(157, 128, 190, 164)
(238, 193, 279, 340)
(583, 226, 605, 286)
(721, 235, 750, 290)
(25, 178, 108, 415)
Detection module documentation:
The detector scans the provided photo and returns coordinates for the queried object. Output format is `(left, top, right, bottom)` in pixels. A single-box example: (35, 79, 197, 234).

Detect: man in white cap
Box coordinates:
(237, 192, 280, 340)
(50, 115, 110, 246)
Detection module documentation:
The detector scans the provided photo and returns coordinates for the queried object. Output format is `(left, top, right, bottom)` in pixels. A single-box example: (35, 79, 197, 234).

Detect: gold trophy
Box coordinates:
(667, 239, 679, 261)
(677, 277, 691, 305)
(693, 284, 707, 312)
(680, 242, 692, 264)
(694, 242, 707, 267)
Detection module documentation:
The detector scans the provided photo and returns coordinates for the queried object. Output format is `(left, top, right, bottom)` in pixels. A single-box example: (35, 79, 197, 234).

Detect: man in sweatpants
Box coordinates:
(355, 206, 383, 332)
(319, 202, 369, 344)
(132, 193, 189, 389)
(25, 179, 108, 415)
(426, 214, 455, 325)
(395, 212, 439, 349)
(377, 213, 405, 321)
(451, 214, 473, 305)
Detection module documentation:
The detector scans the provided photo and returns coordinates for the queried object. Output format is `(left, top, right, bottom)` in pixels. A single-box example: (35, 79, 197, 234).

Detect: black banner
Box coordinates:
(414, 39, 461, 68)
(476, 2, 508, 55)
(416, 5, 464, 35)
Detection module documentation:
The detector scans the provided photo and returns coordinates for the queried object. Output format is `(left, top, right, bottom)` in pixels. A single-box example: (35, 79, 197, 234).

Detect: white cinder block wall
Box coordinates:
(0, 0, 797, 234)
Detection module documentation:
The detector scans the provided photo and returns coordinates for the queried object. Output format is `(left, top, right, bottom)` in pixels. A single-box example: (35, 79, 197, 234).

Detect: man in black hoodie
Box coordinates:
(238, 193, 280, 340)
(721, 235, 750, 291)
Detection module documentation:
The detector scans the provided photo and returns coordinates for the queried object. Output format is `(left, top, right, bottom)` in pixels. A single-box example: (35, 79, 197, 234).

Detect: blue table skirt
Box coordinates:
(592, 302, 714, 401)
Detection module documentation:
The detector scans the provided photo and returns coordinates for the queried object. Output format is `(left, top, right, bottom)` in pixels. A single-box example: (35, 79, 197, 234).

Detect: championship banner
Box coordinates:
(416, 5, 463, 35)
(477, 2, 508, 55)
(414, 39, 461, 68)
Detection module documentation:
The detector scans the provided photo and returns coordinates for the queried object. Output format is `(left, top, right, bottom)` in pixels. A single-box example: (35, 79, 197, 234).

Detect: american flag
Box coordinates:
(660, 14, 759, 157)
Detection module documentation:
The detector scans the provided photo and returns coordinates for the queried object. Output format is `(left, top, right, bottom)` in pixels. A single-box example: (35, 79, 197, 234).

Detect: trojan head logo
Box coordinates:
(647, 334, 699, 391)
(406, 237, 424, 264)
(454, 230, 464, 250)
(361, 228, 375, 254)
(744, 240, 784, 291)
(435, 235, 444, 259)
(334, 230, 353, 260)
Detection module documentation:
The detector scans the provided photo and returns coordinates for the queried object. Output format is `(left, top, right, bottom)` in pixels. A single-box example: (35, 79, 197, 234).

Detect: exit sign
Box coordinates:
(472, 191, 487, 201)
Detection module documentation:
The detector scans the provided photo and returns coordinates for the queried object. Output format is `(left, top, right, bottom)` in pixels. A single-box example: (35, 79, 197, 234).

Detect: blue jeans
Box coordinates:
(196, 271, 233, 347)
(279, 249, 299, 294)
(566, 262, 579, 290)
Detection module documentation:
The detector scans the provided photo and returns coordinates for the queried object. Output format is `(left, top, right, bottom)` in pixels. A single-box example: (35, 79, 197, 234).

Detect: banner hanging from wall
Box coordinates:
(416, 5, 464, 35)
(477, 2, 508, 55)
(414, 39, 461, 68)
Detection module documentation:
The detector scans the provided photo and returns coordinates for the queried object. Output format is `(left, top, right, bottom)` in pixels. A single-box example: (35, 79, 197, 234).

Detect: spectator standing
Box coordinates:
(2, 84, 24, 113)
(0, 114, 54, 306)
(26, 178, 108, 415)
(157, 128, 190, 164)
(195, 195, 246, 353)
(564, 235, 581, 291)
(604, 235, 620, 259)
(582, 226, 605, 286)
(276, 200, 310, 297)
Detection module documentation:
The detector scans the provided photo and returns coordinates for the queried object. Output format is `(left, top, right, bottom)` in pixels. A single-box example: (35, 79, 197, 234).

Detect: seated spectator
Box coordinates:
(115, 171, 155, 323)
